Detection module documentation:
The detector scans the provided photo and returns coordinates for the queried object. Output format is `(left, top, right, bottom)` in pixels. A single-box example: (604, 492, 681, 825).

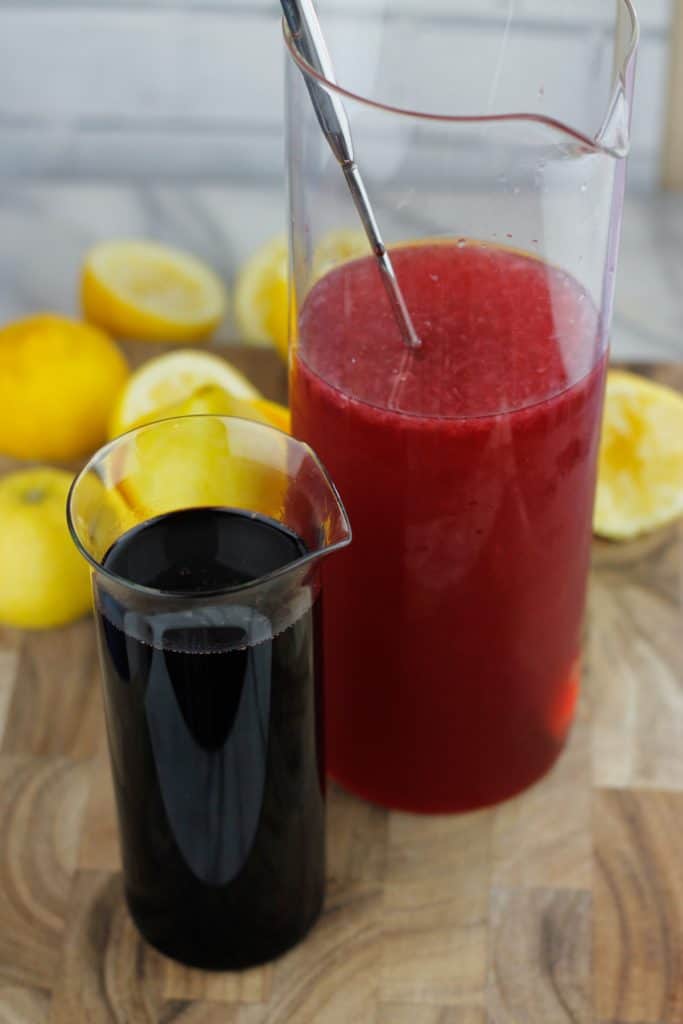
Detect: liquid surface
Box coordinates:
(299, 242, 599, 417)
(97, 508, 324, 968)
(292, 242, 606, 812)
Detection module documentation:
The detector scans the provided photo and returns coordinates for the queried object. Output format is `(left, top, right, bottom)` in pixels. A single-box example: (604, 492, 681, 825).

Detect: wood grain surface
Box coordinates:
(0, 351, 681, 1023)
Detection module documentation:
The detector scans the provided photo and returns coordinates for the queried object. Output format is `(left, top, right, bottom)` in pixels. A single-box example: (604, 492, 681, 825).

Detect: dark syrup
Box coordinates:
(97, 507, 324, 969)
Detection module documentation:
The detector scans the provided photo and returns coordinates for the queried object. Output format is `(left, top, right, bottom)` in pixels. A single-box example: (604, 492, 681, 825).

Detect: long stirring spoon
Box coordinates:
(281, 0, 422, 351)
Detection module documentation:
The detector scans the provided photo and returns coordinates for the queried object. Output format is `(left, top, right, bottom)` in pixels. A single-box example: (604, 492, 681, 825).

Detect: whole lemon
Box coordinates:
(0, 468, 92, 629)
(0, 314, 129, 461)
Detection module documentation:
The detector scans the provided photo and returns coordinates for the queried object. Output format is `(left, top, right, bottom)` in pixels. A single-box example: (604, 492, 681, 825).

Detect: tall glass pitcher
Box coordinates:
(285, 1, 638, 813)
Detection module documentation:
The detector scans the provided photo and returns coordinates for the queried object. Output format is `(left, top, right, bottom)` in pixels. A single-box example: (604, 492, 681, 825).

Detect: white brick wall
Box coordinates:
(0, 0, 672, 190)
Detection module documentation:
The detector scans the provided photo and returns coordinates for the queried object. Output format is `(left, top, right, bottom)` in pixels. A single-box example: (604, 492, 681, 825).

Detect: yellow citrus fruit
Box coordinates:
(112, 381, 290, 520)
(595, 370, 683, 540)
(109, 349, 260, 438)
(235, 231, 373, 360)
(312, 229, 368, 279)
(0, 468, 92, 629)
(150, 385, 291, 435)
(0, 314, 129, 462)
(81, 240, 227, 343)
(117, 416, 287, 523)
(235, 235, 290, 360)
(69, 471, 137, 564)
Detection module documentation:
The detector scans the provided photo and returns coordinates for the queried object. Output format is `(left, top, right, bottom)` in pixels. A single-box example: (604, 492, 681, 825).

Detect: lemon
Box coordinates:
(235, 235, 290, 360)
(117, 416, 287, 523)
(0, 314, 128, 462)
(312, 229, 368, 279)
(0, 469, 92, 629)
(151, 385, 291, 435)
(108, 352, 289, 517)
(70, 471, 137, 564)
(109, 349, 260, 438)
(595, 370, 683, 540)
(234, 231, 372, 360)
(81, 240, 227, 343)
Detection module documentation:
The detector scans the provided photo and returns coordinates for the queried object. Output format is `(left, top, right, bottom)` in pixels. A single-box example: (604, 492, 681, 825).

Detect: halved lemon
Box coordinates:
(82, 240, 227, 343)
(70, 470, 137, 564)
(158, 386, 291, 435)
(109, 349, 260, 438)
(594, 370, 683, 540)
(234, 235, 290, 360)
(234, 230, 372, 361)
(117, 416, 288, 523)
(312, 229, 368, 280)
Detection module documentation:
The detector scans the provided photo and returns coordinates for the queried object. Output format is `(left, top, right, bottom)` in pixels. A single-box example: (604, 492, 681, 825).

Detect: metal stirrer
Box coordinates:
(282, 0, 422, 351)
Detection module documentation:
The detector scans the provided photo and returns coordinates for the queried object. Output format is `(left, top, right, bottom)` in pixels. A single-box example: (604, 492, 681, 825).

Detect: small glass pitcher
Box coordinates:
(68, 415, 351, 969)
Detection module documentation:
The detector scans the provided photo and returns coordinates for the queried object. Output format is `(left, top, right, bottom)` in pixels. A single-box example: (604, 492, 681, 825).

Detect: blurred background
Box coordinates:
(0, 0, 680, 361)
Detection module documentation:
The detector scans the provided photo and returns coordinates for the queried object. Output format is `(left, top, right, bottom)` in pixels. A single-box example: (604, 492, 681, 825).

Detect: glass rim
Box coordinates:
(282, 0, 639, 158)
(67, 413, 352, 602)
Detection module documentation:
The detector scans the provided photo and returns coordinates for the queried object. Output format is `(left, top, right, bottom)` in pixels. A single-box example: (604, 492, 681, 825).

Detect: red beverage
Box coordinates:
(292, 242, 606, 813)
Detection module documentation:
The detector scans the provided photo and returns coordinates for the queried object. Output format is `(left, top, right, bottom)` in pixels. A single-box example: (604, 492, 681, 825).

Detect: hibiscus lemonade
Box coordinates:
(292, 241, 606, 812)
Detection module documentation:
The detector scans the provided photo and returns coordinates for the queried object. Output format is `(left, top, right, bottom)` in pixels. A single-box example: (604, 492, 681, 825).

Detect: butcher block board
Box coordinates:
(0, 351, 681, 1024)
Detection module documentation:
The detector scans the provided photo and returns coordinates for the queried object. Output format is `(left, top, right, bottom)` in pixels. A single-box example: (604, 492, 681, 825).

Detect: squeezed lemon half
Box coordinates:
(82, 239, 227, 343)
(595, 370, 683, 540)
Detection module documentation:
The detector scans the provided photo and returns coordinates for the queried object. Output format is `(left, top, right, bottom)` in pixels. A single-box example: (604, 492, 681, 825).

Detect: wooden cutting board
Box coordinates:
(0, 351, 681, 1024)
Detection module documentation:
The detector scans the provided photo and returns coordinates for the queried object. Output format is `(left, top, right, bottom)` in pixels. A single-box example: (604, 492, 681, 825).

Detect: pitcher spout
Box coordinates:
(593, 0, 639, 158)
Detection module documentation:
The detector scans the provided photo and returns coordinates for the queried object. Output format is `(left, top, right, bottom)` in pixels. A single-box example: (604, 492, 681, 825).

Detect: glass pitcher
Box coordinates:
(285, 1, 638, 813)
(68, 415, 351, 968)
